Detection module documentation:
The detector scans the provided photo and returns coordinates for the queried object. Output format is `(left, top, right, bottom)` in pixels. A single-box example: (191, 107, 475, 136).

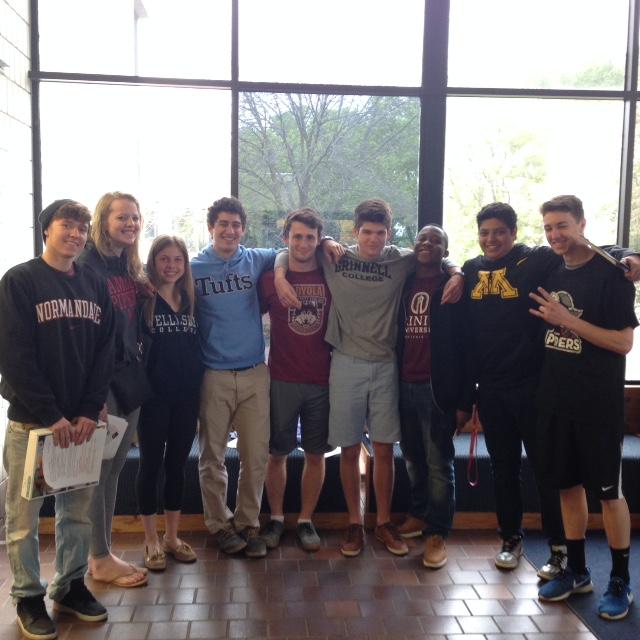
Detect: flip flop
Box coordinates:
(90, 568, 148, 588)
(129, 562, 149, 576)
(88, 562, 148, 577)
(110, 570, 148, 588)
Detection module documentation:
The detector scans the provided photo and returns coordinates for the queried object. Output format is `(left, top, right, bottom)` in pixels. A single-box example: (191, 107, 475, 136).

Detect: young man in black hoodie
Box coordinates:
(460, 202, 639, 577)
(0, 200, 115, 640)
(396, 225, 464, 569)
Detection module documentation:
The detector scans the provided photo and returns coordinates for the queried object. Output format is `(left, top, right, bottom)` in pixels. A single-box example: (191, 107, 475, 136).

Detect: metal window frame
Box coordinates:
(29, 0, 640, 248)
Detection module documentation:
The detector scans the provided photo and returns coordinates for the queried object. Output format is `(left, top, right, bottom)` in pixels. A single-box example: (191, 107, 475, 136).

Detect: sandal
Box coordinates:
(144, 543, 166, 571)
(162, 536, 197, 563)
(90, 567, 148, 588)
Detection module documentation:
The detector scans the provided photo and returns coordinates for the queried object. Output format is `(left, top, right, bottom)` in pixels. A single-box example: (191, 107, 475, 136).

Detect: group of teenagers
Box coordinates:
(0, 191, 638, 639)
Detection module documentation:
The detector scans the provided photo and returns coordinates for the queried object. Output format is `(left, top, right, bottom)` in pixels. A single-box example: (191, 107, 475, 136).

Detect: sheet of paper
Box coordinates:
(103, 414, 128, 459)
(41, 428, 106, 489)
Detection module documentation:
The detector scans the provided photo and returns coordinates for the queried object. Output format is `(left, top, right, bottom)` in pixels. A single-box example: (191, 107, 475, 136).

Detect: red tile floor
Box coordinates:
(0, 530, 595, 640)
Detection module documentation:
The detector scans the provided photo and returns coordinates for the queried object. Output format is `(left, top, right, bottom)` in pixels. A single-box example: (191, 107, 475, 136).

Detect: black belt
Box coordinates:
(228, 364, 259, 372)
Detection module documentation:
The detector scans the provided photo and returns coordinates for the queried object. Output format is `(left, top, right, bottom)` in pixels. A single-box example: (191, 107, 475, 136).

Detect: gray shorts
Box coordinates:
(328, 350, 401, 447)
(270, 380, 331, 455)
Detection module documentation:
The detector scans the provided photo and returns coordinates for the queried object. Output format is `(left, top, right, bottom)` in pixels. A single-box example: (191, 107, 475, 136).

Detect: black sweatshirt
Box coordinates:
(144, 295, 204, 395)
(461, 243, 632, 401)
(76, 242, 140, 374)
(0, 257, 115, 426)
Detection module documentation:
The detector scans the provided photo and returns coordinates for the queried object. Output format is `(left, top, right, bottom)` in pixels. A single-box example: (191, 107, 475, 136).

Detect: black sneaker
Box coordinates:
(240, 526, 267, 558)
(296, 522, 321, 552)
(16, 596, 57, 640)
(53, 579, 107, 622)
(261, 519, 285, 549)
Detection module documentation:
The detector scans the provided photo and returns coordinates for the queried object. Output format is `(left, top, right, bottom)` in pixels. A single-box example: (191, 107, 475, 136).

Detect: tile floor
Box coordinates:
(0, 530, 596, 640)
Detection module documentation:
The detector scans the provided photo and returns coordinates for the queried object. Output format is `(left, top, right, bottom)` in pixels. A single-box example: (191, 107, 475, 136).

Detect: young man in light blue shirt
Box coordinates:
(192, 196, 277, 558)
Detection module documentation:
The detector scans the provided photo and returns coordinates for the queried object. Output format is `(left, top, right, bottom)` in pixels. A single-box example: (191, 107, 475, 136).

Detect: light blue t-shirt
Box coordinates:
(191, 245, 276, 370)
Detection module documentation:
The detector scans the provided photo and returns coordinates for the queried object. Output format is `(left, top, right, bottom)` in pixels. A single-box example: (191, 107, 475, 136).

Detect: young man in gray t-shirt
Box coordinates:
(276, 199, 461, 557)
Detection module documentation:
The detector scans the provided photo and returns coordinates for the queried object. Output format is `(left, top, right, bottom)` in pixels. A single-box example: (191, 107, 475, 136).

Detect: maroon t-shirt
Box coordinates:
(401, 275, 442, 383)
(259, 269, 331, 385)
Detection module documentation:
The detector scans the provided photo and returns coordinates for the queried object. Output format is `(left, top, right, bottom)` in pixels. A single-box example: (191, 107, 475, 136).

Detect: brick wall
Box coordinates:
(0, 0, 32, 527)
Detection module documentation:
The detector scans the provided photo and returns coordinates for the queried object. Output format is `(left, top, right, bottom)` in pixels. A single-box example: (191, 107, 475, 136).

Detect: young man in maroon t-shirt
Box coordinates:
(259, 208, 332, 552)
(396, 225, 465, 569)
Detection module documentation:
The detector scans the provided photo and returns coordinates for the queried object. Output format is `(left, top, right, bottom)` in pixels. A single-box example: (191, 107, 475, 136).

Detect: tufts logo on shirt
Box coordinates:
(470, 268, 518, 300)
(287, 284, 327, 336)
(35, 298, 102, 325)
(544, 290, 583, 354)
(195, 273, 253, 296)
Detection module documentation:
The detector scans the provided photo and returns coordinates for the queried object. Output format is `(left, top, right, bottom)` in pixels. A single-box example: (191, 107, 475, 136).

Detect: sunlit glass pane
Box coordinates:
(443, 97, 622, 264)
(239, 0, 424, 86)
(38, 0, 231, 79)
(449, 0, 628, 90)
(239, 93, 420, 247)
(40, 82, 231, 257)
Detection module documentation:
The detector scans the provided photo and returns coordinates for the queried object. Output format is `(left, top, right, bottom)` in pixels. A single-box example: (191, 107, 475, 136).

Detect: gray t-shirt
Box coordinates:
(321, 245, 415, 362)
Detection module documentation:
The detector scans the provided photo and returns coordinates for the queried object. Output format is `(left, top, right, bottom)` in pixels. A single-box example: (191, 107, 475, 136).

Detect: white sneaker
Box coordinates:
(495, 535, 523, 570)
(537, 545, 567, 581)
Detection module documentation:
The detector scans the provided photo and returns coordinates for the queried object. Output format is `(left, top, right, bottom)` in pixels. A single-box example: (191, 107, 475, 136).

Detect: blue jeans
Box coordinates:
(399, 382, 455, 537)
(3, 421, 93, 602)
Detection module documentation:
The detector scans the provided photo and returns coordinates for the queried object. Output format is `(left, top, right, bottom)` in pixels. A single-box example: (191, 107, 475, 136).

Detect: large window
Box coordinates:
(239, 0, 424, 85)
(444, 97, 623, 262)
(31, 0, 640, 379)
(239, 93, 419, 247)
(448, 0, 628, 90)
(38, 0, 231, 79)
(39, 83, 231, 258)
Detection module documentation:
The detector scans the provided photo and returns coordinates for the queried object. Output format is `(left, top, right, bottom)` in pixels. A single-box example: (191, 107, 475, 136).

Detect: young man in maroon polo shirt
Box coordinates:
(259, 208, 332, 551)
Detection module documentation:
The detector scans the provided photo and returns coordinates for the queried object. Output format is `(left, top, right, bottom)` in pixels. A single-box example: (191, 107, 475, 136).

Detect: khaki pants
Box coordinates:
(198, 364, 270, 533)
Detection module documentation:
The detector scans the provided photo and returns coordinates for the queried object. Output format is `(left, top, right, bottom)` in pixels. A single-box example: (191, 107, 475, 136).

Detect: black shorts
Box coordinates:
(269, 380, 331, 456)
(537, 412, 623, 501)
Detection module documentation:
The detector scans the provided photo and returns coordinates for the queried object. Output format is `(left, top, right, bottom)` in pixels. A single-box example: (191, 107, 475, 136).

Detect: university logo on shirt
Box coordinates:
(470, 268, 518, 300)
(107, 275, 137, 319)
(405, 291, 431, 337)
(544, 290, 583, 354)
(287, 284, 326, 336)
(35, 298, 102, 325)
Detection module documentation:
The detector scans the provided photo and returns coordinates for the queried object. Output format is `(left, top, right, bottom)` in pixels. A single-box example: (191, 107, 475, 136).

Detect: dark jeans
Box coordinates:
(399, 381, 455, 537)
(136, 389, 200, 515)
(477, 380, 564, 545)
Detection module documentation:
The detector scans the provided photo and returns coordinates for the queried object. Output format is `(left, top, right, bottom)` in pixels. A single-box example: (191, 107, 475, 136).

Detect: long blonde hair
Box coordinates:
(143, 235, 195, 328)
(91, 192, 145, 282)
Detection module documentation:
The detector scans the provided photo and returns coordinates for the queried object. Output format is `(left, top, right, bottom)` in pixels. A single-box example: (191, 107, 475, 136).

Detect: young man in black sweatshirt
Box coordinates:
(0, 200, 115, 640)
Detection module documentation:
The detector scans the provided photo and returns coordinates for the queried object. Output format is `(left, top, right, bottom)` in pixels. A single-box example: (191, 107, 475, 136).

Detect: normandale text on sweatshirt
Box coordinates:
(35, 298, 103, 325)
